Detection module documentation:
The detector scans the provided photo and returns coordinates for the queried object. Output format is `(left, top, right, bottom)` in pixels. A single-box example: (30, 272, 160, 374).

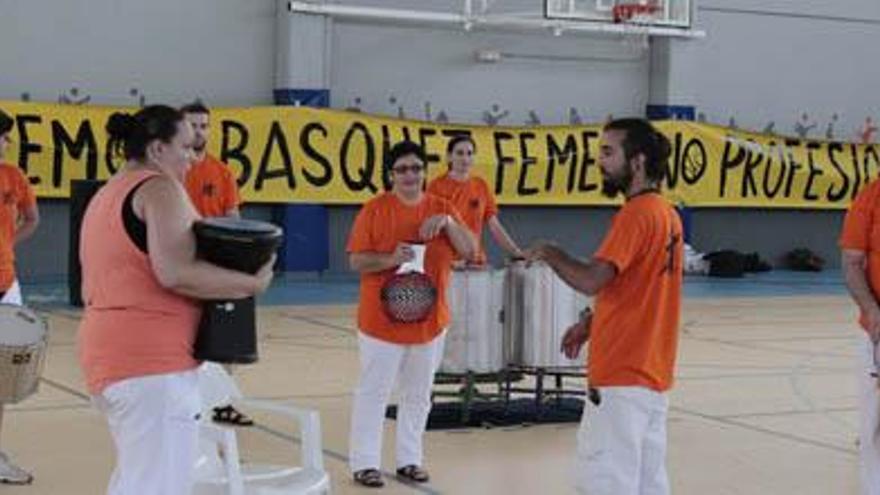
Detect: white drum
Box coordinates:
(505, 261, 589, 368)
(439, 268, 506, 374)
(0, 304, 48, 403)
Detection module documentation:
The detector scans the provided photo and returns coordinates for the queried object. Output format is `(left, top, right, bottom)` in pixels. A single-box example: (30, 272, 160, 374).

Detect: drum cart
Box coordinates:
(431, 364, 587, 425)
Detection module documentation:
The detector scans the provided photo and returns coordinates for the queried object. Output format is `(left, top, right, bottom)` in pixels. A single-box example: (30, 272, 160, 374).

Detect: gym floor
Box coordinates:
(3, 270, 863, 494)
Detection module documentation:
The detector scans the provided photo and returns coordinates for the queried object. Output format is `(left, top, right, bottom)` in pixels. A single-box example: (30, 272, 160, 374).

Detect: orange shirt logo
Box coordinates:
(201, 183, 217, 198)
(663, 233, 681, 275)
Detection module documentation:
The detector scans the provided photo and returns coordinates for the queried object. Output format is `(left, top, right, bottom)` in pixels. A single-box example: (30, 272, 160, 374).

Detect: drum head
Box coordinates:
(194, 218, 283, 274)
(0, 304, 46, 346)
(381, 272, 437, 323)
(194, 217, 283, 239)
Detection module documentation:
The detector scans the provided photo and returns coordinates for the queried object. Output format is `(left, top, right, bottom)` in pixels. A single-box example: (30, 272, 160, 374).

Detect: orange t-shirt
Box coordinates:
(589, 193, 683, 392)
(427, 174, 498, 263)
(78, 169, 201, 395)
(184, 154, 241, 217)
(347, 192, 463, 344)
(0, 163, 36, 292)
(840, 179, 880, 330)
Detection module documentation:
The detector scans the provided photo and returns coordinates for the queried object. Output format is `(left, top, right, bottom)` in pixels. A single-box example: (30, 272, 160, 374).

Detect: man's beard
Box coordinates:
(193, 139, 206, 154)
(600, 165, 634, 198)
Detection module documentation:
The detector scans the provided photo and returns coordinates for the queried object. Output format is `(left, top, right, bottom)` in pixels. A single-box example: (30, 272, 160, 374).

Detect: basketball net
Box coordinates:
(612, 2, 661, 53)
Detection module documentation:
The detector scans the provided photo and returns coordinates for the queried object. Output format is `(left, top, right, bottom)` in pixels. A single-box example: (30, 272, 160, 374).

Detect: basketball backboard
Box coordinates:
(544, 0, 693, 29)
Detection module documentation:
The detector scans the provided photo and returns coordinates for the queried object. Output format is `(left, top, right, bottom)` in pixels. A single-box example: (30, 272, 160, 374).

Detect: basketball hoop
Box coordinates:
(613, 1, 661, 53)
(612, 1, 661, 23)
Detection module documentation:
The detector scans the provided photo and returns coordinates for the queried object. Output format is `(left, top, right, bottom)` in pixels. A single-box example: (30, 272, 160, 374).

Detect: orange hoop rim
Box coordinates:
(612, 2, 661, 23)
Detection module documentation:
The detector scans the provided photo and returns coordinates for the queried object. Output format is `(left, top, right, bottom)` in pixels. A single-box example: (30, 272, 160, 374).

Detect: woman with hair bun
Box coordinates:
(77, 105, 275, 495)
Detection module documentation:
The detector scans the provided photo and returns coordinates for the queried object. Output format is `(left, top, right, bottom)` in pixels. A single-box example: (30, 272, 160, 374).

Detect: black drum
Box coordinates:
(193, 217, 283, 274)
(192, 218, 283, 364)
(194, 297, 258, 364)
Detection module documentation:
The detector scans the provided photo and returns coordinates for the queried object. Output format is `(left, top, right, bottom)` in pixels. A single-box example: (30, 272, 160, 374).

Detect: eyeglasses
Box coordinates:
(392, 165, 425, 175)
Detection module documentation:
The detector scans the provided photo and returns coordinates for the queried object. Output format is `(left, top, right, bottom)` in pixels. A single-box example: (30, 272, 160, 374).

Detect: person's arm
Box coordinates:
(137, 176, 272, 300)
(14, 203, 39, 244)
(531, 206, 649, 296)
(223, 171, 241, 218)
(15, 175, 39, 244)
(527, 243, 616, 296)
(842, 249, 880, 341)
(420, 214, 477, 260)
(350, 243, 413, 274)
(487, 215, 523, 258)
(444, 216, 477, 260)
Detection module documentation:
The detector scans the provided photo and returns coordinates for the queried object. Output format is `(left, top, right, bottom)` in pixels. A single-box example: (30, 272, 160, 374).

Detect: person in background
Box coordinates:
(0, 108, 40, 484)
(840, 172, 880, 495)
(427, 135, 522, 266)
(180, 101, 252, 426)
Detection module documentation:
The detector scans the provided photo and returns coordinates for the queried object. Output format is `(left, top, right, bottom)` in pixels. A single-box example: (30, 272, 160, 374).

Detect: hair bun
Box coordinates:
(105, 112, 137, 140)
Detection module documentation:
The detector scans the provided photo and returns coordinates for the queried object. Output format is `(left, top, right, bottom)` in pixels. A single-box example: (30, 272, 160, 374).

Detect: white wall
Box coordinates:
(2, 0, 877, 134)
(0, 0, 651, 124)
(657, 0, 880, 138)
(330, 22, 651, 125)
(701, 1, 880, 18)
(0, 0, 277, 106)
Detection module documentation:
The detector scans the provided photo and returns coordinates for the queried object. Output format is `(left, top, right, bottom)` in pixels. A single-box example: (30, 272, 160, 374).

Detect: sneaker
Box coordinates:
(0, 451, 33, 485)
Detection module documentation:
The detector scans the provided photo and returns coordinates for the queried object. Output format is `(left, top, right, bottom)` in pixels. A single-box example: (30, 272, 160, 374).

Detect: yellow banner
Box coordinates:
(1, 101, 877, 209)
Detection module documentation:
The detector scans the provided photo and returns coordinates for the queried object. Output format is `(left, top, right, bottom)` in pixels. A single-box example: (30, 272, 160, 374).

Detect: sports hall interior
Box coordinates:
(0, 1, 876, 493)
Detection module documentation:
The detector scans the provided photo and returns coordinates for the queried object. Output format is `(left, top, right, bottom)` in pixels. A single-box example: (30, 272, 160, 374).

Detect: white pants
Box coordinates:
(93, 370, 201, 495)
(858, 332, 880, 495)
(575, 386, 670, 495)
(0, 280, 22, 306)
(349, 331, 445, 472)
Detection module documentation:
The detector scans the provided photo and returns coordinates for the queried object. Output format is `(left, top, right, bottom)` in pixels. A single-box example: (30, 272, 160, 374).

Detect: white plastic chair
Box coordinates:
(193, 364, 331, 494)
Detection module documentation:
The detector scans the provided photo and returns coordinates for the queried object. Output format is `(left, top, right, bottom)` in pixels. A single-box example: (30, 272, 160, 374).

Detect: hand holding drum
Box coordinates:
(192, 217, 283, 364)
(252, 254, 276, 294)
(523, 241, 563, 267)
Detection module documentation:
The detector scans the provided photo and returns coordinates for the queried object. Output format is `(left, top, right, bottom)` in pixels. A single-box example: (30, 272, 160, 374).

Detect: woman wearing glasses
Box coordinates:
(346, 140, 476, 488)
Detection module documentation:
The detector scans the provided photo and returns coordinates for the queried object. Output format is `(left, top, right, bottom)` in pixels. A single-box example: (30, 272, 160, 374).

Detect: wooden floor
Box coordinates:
(0, 288, 865, 494)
